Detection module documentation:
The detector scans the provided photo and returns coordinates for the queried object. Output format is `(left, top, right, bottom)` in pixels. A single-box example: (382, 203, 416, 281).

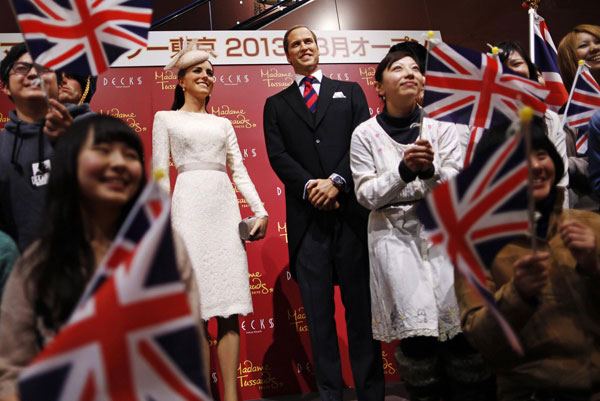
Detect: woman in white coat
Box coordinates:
(152, 42, 268, 401)
(350, 50, 493, 401)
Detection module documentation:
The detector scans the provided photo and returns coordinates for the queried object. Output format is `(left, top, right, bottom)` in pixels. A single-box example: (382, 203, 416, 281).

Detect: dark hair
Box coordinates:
(475, 118, 564, 187)
(375, 50, 419, 83)
(283, 25, 318, 56)
(60, 72, 98, 104)
(495, 41, 537, 80)
(0, 43, 27, 85)
(29, 114, 146, 328)
(171, 63, 212, 110)
(388, 41, 427, 73)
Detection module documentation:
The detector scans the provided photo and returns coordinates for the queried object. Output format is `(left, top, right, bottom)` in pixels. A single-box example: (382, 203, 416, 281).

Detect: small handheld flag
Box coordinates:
(9, 0, 153, 76)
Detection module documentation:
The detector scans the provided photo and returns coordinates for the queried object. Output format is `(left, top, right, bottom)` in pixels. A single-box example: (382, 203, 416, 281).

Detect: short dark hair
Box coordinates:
(375, 50, 419, 83)
(60, 72, 98, 104)
(0, 42, 27, 85)
(495, 41, 537, 80)
(387, 41, 427, 73)
(283, 25, 317, 56)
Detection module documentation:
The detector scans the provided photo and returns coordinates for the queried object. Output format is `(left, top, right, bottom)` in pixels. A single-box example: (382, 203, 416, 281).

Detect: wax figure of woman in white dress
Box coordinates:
(152, 43, 268, 401)
(350, 51, 495, 401)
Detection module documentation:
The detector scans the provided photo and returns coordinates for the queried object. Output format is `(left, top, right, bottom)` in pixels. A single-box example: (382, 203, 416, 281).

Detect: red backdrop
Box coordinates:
(0, 63, 401, 400)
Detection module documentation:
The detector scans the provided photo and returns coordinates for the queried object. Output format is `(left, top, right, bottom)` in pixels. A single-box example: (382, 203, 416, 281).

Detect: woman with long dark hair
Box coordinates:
(487, 42, 570, 206)
(152, 42, 268, 401)
(0, 115, 202, 397)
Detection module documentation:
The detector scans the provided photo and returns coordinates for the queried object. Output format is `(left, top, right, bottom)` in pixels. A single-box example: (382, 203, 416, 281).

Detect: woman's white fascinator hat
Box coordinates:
(164, 39, 218, 72)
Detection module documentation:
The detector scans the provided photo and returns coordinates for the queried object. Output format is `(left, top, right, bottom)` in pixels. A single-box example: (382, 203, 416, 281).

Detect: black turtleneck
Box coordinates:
(376, 107, 434, 182)
(376, 106, 421, 144)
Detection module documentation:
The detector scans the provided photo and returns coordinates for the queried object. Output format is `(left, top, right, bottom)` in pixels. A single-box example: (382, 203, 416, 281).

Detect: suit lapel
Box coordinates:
(314, 77, 337, 127)
(282, 82, 315, 128)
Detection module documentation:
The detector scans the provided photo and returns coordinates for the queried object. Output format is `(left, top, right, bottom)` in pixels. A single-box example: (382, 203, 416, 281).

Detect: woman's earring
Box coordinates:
(182, 87, 186, 92)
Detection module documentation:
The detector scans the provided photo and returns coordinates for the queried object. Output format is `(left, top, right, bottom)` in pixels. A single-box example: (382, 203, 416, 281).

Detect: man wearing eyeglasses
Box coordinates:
(0, 43, 74, 251)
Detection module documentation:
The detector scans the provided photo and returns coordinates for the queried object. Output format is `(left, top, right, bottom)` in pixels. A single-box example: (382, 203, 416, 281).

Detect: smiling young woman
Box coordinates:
(558, 24, 600, 92)
(0, 115, 202, 398)
(456, 123, 600, 401)
(152, 43, 268, 401)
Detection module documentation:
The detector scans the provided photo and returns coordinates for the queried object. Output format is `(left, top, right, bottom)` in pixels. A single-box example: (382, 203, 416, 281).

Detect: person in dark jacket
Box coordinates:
(57, 71, 97, 106)
(57, 71, 97, 122)
(0, 43, 74, 250)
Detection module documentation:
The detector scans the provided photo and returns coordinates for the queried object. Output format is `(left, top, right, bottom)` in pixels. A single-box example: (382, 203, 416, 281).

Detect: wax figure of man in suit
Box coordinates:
(263, 25, 385, 401)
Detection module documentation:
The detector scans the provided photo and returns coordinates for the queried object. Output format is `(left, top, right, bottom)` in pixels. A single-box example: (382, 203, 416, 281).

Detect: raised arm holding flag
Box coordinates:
(439, 115, 600, 401)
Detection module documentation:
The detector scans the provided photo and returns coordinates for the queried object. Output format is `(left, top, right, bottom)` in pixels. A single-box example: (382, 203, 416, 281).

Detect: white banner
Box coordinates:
(0, 30, 440, 67)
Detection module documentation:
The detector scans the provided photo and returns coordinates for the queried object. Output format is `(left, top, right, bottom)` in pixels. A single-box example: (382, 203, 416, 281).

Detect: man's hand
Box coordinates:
(403, 139, 434, 172)
(43, 98, 73, 139)
(513, 252, 549, 301)
(559, 220, 599, 276)
(307, 179, 340, 211)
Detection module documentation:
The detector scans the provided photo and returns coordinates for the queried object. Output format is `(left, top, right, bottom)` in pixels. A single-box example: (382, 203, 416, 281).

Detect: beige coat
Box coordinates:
(455, 201, 600, 400)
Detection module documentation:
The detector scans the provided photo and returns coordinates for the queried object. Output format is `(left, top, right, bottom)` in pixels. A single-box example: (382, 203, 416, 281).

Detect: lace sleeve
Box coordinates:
(151, 112, 171, 194)
(224, 121, 267, 217)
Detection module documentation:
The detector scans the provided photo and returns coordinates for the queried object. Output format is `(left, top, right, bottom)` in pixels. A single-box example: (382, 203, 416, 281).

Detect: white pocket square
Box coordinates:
(332, 91, 346, 99)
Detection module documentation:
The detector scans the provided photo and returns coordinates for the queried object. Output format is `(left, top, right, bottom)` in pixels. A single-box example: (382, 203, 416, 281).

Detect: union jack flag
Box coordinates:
(423, 40, 549, 166)
(416, 129, 530, 353)
(576, 133, 588, 154)
(563, 65, 600, 153)
(460, 126, 486, 168)
(533, 12, 569, 112)
(10, 0, 153, 76)
(18, 182, 210, 401)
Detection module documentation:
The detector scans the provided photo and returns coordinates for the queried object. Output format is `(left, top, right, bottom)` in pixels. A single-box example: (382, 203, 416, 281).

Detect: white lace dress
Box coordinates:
(152, 110, 267, 320)
(350, 116, 462, 342)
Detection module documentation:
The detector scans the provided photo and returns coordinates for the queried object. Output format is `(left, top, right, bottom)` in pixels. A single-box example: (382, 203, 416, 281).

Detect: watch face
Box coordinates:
(332, 176, 344, 187)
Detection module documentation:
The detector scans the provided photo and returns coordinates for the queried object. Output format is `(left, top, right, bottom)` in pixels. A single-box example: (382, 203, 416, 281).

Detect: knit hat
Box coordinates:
(164, 39, 217, 71)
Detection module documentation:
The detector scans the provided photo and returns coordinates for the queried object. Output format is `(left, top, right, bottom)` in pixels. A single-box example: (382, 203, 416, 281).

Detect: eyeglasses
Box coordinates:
(10, 62, 54, 76)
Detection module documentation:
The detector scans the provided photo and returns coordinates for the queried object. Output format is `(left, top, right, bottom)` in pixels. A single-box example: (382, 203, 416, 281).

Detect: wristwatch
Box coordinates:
(329, 174, 345, 190)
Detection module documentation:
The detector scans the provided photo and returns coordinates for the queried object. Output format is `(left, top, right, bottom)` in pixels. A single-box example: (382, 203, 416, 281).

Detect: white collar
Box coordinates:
(294, 69, 323, 86)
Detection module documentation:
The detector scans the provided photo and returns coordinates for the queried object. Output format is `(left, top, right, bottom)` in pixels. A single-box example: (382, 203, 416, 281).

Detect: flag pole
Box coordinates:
(418, 31, 436, 141)
(520, 106, 537, 252)
(560, 61, 586, 128)
(528, 7, 536, 63)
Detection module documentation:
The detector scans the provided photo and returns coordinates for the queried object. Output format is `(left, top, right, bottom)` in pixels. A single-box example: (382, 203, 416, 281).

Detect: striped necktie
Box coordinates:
(303, 75, 318, 113)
